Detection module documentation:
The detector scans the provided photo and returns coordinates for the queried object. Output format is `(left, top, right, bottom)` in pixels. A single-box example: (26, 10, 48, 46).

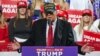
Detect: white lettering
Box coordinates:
(3, 8, 17, 13)
(47, 52, 52, 56)
(68, 18, 80, 23)
(2, 4, 16, 8)
(37, 51, 63, 56)
(69, 14, 82, 18)
(2, 4, 17, 13)
(37, 52, 41, 56)
(84, 35, 96, 41)
(52, 52, 58, 56)
(58, 52, 63, 56)
(42, 52, 46, 56)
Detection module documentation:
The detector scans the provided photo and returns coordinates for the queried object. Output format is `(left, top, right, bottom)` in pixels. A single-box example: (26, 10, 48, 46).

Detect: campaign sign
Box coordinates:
(67, 10, 82, 28)
(2, 0, 17, 18)
(1, 0, 27, 19)
(22, 46, 78, 56)
(77, 30, 100, 51)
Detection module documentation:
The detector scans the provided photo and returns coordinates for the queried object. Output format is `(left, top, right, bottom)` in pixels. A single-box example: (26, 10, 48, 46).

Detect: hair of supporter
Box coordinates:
(14, 7, 31, 28)
(30, 0, 36, 16)
(31, 0, 43, 15)
(53, 0, 69, 10)
(79, 16, 93, 34)
(0, 14, 6, 26)
(35, 0, 43, 10)
(53, 0, 64, 5)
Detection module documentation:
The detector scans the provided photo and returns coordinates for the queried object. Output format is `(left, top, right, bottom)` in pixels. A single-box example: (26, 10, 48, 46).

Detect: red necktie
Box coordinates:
(47, 25, 53, 46)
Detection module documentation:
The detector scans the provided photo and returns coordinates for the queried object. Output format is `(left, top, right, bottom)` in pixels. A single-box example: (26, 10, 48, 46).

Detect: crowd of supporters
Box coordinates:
(0, 0, 100, 56)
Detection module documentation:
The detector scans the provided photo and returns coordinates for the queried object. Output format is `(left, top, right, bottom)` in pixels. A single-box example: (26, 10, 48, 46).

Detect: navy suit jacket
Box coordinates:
(24, 19, 85, 55)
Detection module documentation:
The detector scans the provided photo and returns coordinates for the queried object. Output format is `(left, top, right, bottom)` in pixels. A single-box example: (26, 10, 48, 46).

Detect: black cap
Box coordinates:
(44, 3, 55, 13)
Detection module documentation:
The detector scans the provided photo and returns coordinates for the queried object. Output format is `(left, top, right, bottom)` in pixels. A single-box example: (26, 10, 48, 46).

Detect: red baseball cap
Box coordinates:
(82, 9, 92, 16)
(17, 1, 27, 8)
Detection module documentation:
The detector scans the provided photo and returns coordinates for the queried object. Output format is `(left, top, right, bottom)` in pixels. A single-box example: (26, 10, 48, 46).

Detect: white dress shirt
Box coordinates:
(46, 19, 57, 44)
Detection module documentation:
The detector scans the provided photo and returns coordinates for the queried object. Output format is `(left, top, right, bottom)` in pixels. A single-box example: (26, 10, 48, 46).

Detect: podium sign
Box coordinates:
(22, 46, 78, 56)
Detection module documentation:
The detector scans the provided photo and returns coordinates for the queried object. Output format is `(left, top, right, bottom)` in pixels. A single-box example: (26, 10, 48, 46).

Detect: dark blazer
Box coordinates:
(24, 19, 85, 54)
(25, 19, 74, 45)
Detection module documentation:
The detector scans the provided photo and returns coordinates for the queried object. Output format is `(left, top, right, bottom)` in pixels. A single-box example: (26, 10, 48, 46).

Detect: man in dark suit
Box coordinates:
(11, 3, 94, 55)
(26, 3, 74, 46)
(28, 12, 74, 46)
(24, 3, 94, 54)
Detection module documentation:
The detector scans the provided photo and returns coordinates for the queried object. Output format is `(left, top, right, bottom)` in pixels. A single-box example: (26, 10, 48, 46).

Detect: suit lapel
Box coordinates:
(41, 19, 47, 45)
(53, 19, 63, 46)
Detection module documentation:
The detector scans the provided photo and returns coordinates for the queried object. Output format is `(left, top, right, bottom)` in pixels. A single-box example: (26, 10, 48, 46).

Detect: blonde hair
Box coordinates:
(53, 0, 69, 10)
(30, 0, 36, 16)
(79, 16, 93, 34)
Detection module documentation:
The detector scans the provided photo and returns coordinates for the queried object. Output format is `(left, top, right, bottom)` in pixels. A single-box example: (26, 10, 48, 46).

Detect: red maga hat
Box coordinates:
(82, 9, 92, 16)
(17, 1, 27, 8)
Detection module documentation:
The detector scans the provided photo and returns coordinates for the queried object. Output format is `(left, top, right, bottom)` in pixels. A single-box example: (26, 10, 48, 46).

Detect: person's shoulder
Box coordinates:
(9, 17, 16, 21)
(35, 19, 46, 22)
(93, 19, 100, 26)
(94, 19, 100, 23)
(58, 19, 72, 28)
(34, 19, 47, 25)
(90, 19, 100, 32)
(75, 24, 80, 27)
(74, 24, 80, 30)
(58, 19, 70, 24)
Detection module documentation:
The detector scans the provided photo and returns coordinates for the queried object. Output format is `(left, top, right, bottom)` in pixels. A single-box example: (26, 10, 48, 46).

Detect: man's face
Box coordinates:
(46, 11, 56, 21)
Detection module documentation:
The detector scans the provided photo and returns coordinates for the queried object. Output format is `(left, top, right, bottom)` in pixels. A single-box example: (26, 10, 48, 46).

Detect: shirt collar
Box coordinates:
(52, 18, 57, 25)
(47, 18, 57, 25)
